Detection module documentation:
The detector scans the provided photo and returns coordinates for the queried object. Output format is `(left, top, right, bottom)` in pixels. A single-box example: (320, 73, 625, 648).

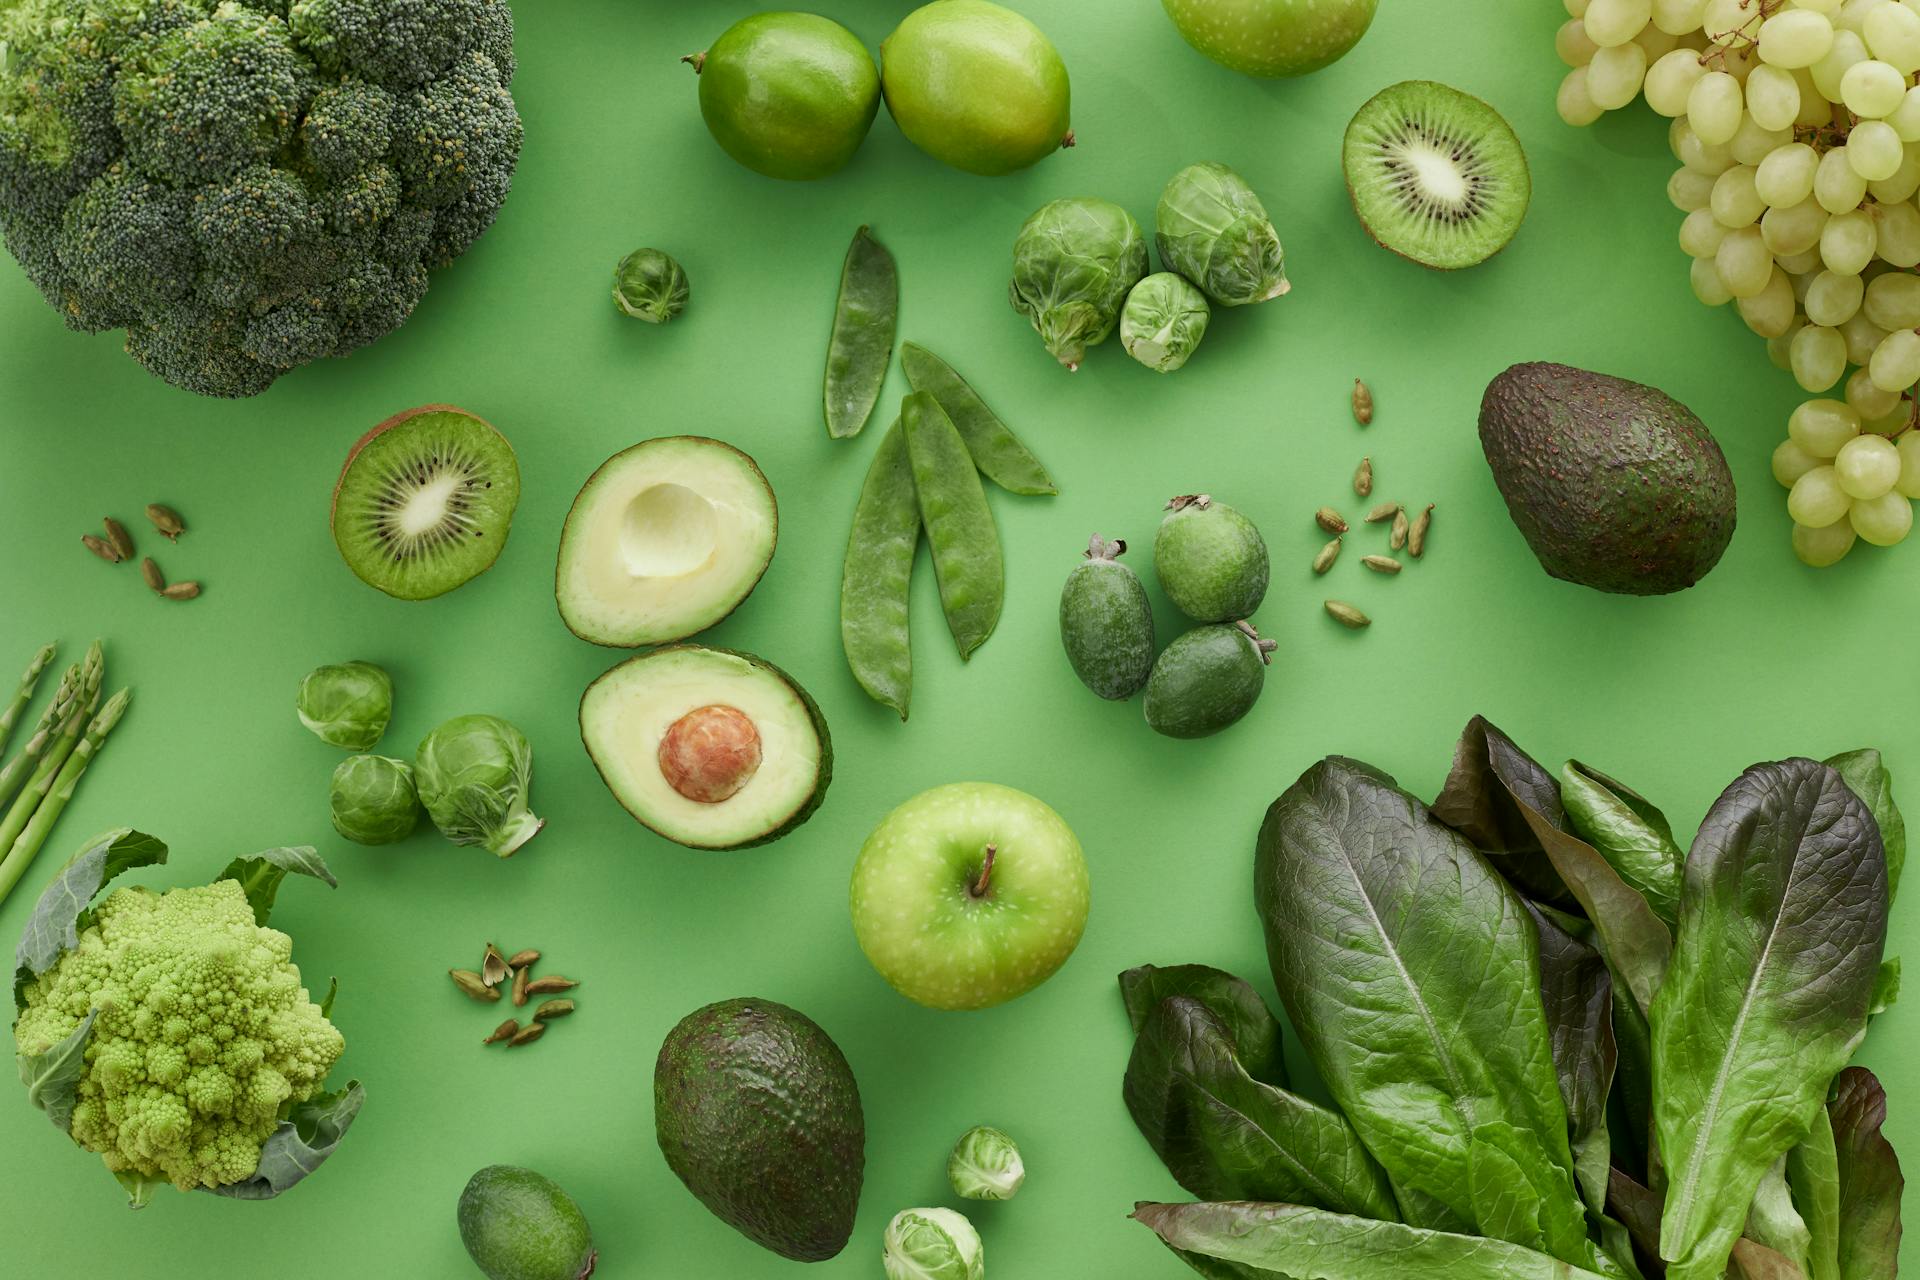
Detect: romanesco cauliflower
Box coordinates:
(13, 876, 344, 1192)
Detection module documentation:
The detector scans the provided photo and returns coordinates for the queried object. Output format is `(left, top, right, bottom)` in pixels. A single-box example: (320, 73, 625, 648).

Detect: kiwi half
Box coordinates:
(331, 405, 521, 600)
(1343, 80, 1530, 271)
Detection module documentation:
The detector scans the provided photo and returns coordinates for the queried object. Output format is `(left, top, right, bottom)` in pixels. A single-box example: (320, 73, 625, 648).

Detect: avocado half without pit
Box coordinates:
(556, 437, 777, 647)
(581, 646, 831, 850)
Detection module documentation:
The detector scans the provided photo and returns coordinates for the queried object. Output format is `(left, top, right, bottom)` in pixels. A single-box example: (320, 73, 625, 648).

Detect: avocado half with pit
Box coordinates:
(581, 646, 831, 850)
(556, 437, 777, 647)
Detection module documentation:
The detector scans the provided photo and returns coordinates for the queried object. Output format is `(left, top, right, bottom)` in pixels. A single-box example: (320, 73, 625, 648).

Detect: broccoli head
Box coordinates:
(0, 0, 521, 397)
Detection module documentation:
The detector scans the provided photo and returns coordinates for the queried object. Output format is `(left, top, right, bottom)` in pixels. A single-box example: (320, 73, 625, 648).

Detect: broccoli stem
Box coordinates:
(0, 659, 81, 810)
(0, 643, 100, 875)
(0, 642, 57, 755)
(0, 686, 131, 906)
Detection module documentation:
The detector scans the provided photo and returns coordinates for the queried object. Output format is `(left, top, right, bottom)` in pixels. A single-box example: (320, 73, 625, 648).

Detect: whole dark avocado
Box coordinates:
(654, 997, 865, 1262)
(1478, 362, 1736, 595)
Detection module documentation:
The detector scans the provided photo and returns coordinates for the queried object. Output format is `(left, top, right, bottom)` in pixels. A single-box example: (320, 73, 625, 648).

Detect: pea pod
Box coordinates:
(824, 226, 898, 439)
(903, 391, 1003, 660)
(840, 419, 918, 719)
(901, 342, 1057, 496)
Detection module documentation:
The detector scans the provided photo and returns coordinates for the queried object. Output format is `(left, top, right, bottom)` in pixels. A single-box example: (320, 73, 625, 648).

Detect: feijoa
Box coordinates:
(1154, 494, 1269, 622)
(457, 1165, 597, 1280)
(1060, 535, 1155, 700)
(1144, 621, 1278, 739)
(687, 13, 880, 181)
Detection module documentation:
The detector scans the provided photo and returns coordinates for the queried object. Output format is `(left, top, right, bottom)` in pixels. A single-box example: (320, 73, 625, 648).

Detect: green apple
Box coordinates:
(1162, 0, 1379, 78)
(850, 782, 1089, 1011)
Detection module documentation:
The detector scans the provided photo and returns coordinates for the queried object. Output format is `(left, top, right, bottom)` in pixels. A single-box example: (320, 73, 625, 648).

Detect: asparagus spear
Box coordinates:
(0, 642, 56, 755)
(0, 687, 131, 905)
(0, 642, 101, 860)
(0, 661, 79, 810)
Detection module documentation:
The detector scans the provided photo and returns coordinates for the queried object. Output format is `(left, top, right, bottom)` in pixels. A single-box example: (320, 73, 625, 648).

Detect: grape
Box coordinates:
(1793, 519, 1859, 566)
(1653, 0, 1709, 34)
(1850, 489, 1915, 543)
(1558, 19, 1601, 66)
(1638, 24, 1682, 57)
(1812, 29, 1870, 101)
(1864, 271, 1920, 328)
(1755, 142, 1820, 206)
(1791, 323, 1850, 389)
(1681, 206, 1732, 256)
(1871, 326, 1920, 390)
(1689, 72, 1747, 143)
(1567, 0, 1591, 15)
(1762, 198, 1830, 254)
(1761, 9, 1839, 66)
(1875, 198, 1920, 265)
(1841, 310, 1889, 365)
(1558, 67, 1607, 126)
(1896, 432, 1920, 496)
(1674, 119, 1737, 173)
(1805, 268, 1866, 324)
(1841, 57, 1908, 114)
(1889, 85, 1920, 138)
(1732, 116, 1792, 165)
(1647, 49, 1711, 114)
(1789, 397, 1865, 455)
(1711, 164, 1766, 225)
(1778, 244, 1825, 275)
(1847, 119, 1906, 178)
(1867, 148, 1920, 201)
(1796, 67, 1836, 125)
(1716, 224, 1777, 295)
(1745, 62, 1805, 128)
(1670, 166, 1717, 211)
(1774, 436, 1825, 487)
(1864, 1, 1920, 73)
(1769, 318, 1808, 370)
(1588, 0, 1656, 45)
(1590, 42, 1651, 109)
(1815, 145, 1871, 211)
(1739, 267, 1798, 335)
(1793, 0, 1844, 13)
(1846, 365, 1905, 418)
(1821, 208, 1879, 273)
(1691, 254, 1736, 305)
(1789, 465, 1854, 524)
(1834, 431, 1904, 497)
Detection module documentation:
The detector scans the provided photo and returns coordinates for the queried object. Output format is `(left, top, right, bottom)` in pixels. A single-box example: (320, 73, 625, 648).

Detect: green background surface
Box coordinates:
(0, 1, 1911, 1275)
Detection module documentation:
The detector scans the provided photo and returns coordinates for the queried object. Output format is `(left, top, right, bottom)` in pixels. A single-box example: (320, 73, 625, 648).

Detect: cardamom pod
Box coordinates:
(511, 964, 530, 1007)
(140, 558, 166, 594)
(1410, 504, 1434, 558)
(1361, 555, 1402, 575)
(160, 582, 201, 601)
(1312, 537, 1342, 575)
(1390, 507, 1410, 551)
(1314, 506, 1349, 534)
(450, 969, 500, 1002)
(1353, 457, 1373, 498)
(507, 949, 540, 969)
(482, 1019, 519, 1045)
(81, 534, 122, 564)
(103, 517, 134, 560)
(506, 1022, 546, 1048)
(481, 942, 509, 987)
(1352, 378, 1374, 425)
(534, 999, 576, 1020)
(524, 975, 579, 996)
(1324, 600, 1372, 630)
(1364, 501, 1400, 524)
(145, 503, 185, 541)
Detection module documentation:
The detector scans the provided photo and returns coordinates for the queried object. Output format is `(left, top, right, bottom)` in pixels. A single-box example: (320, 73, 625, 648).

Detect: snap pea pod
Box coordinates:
(901, 342, 1057, 495)
(840, 418, 918, 720)
(903, 391, 1003, 661)
(824, 226, 898, 439)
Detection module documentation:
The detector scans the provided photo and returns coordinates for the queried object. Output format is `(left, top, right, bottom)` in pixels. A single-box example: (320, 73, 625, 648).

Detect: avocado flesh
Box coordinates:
(557, 437, 776, 646)
(1478, 362, 1736, 596)
(655, 997, 865, 1262)
(580, 646, 830, 850)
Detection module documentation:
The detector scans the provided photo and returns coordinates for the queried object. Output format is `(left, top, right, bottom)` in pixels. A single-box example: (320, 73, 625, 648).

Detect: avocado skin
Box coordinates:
(456, 1165, 596, 1280)
(1478, 362, 1736, 596)
(655, 998, 865, 1262)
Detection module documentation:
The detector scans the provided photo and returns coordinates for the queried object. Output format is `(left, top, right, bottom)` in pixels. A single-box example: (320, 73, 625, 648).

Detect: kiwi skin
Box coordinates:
(330, 403, 520, 601)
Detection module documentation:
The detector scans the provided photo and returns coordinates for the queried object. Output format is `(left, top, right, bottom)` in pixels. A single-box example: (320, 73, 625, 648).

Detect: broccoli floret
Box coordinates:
(0, 0, 521, 397)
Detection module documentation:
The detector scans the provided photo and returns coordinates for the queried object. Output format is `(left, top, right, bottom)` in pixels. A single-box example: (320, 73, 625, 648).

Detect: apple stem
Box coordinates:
(970, 844, 997, 898)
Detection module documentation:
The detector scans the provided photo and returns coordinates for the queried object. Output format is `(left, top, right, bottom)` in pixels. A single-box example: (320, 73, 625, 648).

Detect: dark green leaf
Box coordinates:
(1163, 1245, 1287, 1280)
(216, 845, 336, 926)
(1527, 902, 1616, 1215)
(13, 828, 166, 1008)
(1652, 760, 1889, 1279)
(1824, 749, 1903, 903)
(1528, 811, 1673, 1021)
(1131, 1201, 1619, 1279)
(1119, 963, 1286, 1086)
(1255, 757, 1585, 1250)
(1606, 1168, 1664, 1265)
(1743, 1159, 1812, 1275)
(1787, 1102, 1841, 1280)
(1123, 996, 1397, 1219)
(1729, 1238, 1818, 1280)
(1828, 1067, 1903, 1280)
(1610, 981, 1654, 1183)
(319, 976, 338, 1020)
(1430, 716, 1576, 906)
(17, 1006, 96, 1132)
(1561, 759, 1685, 927)
(205, 1079, 363, 1200)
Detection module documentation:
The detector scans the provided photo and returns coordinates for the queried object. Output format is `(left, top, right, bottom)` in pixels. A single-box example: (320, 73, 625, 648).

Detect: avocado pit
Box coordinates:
(659, 704, 763, 803)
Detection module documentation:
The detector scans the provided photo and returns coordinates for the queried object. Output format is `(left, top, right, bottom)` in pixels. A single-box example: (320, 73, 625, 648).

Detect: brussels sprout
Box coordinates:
(414, 714, 544, 857)
(947, 1125, 1025, 1201)
(296, 661, 393, 751)
(613, 248, 690, 324)
(1120, 273, 1211, 373)
(882, 1207, 984, 1280)
(1155, 162, 1290, 307)
(329, 755, 422, 846)
(1008, 197, 1149, 371)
